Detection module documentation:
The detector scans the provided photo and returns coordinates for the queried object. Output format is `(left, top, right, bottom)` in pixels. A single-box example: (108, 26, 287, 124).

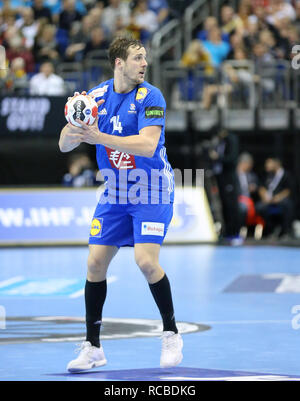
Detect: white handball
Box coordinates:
(64, 94, 98, 127)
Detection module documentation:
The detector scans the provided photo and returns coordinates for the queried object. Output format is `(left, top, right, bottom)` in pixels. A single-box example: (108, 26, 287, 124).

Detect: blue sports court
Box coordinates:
(1, 244, 300, 381)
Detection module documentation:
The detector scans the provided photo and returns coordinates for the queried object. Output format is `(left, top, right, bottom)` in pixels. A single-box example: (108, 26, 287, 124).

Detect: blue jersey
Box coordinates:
(88, 79, 174, 204)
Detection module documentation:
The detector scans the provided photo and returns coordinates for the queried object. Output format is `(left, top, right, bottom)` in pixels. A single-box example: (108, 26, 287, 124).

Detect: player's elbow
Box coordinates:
(144, 145, 156, 158)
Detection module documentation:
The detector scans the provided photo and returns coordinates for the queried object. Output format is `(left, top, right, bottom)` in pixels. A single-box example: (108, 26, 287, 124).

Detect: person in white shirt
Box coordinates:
(29, 60, 66, 95)
(101, 0, 130, 39)
(132, 0, 159, 41)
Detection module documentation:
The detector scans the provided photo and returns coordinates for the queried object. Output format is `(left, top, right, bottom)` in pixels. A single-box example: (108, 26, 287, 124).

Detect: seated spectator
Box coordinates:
(62, 153, 97, 187)
(64, 16, 95, 62)
(256, 157, 295, 238)
(265, 0, 296, 26)
(237, 152, 263, 227)
(29, 60, 66, 95)
(0, 0, 31, 12)
(130, 0, 159, 43)
(15, 7, 39, 49)
(197, 16, 229, 42)
(201, 47, 254, 109)
(33, 23, 61, 66)
(58, 0, 84, 32)
(237, 0, 254, 26)
(202, 27, 231, 67)
(101, 0, 131, 40)
(3, 56, 29, 94)
(5, 34, 35, 73)
(147, 0, 169, 26)
(83, 26, 109, 57)
(177, 39, 213, 102)
(226, 31, 247, 60)
(243, 17, 260, 53)
(31, 0, 53, 24)
(221, 4, 245, 37)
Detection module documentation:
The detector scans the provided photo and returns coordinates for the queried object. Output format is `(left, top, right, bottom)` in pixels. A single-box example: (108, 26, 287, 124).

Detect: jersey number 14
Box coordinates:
(110, 115, 123, 134)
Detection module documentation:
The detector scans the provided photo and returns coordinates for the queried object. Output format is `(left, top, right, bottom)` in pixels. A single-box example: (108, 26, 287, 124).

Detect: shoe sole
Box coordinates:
(68, 358, 107, 373)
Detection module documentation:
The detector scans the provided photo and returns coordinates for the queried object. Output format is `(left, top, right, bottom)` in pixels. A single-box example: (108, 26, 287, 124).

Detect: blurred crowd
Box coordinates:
(0, 0, 171, 94)
(180, 0, 300, 107)
(1, 0, 299, 98)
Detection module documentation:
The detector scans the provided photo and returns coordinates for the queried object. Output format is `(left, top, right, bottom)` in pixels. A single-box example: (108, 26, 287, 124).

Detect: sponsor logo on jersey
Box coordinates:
(128, 103, 136, 114)
(145, 106, 164, 118)
(99, 108, 107, 115)
(141, 222, 165, 236)
(105, 147, 136, 170)
(90, 218, 103, 237)
(136, 87, 148, 103)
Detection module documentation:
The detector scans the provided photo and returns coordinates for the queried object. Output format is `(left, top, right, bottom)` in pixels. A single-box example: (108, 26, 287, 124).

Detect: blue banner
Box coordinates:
(0, 188, 216, 245)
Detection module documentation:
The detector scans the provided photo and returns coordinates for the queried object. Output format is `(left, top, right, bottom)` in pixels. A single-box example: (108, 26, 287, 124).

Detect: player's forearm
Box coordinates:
(99, 132, 156, 158)
(59, 125, 81, 153)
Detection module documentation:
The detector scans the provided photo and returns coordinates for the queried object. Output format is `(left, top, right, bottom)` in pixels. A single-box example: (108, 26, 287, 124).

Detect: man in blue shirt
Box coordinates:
(59, 36, 183, 372)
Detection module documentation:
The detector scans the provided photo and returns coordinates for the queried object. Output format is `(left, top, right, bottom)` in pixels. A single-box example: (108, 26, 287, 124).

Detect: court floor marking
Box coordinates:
(0, 276, 24, 289)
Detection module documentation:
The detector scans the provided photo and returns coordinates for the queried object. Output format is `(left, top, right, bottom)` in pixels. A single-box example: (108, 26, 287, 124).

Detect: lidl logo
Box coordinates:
(136, 87, 148, 102)
(90, 218, 103, 237)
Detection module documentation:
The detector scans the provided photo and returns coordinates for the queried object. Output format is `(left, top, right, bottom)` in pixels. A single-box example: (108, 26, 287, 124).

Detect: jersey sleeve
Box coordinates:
(137, 87, 166, 131)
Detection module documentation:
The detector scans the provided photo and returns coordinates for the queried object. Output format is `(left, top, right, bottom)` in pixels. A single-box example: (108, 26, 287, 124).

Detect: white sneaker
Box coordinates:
(67, 341, 107, 373)
(160, 331, 183, 368)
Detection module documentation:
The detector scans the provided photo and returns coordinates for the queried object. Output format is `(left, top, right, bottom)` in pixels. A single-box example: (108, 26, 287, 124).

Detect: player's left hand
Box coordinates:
(74, 117, 104, 145)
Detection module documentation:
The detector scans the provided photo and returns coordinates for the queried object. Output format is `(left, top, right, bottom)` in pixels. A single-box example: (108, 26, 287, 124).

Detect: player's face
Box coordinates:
(123, 46, 148, 85)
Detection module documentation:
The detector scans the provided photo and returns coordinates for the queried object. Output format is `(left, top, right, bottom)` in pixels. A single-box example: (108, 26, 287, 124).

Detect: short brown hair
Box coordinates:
(108, 36, 143, 70)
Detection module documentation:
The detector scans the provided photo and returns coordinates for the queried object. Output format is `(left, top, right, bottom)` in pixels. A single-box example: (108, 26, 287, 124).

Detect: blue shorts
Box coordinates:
(89, 201, 173, 247)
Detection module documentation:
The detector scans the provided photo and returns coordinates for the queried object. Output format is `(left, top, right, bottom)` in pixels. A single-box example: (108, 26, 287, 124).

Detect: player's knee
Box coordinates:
(135, 254, 157, 277)
(87, 253, 107, 275)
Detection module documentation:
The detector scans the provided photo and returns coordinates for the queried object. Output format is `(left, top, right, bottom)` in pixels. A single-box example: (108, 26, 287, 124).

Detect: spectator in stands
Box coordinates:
(256, 157, 295, 238)
(131, 0, 159, 43)
(64, 15, 94, 62)
(29, 60, 66, 95)
(5, 34, 35, 73)
(180, 39, 212, 70)
(243, 18, 260, 53)
(15, 7, 39, 50)
(31, 0, 52, 24)
(101, 0, 131, 39)
(58, 0, 84, 32)
(221, 4, 245, 37)
(88, 6, 103, 26)
(201, 47, 255, 109)
(33, 23, 61, 65)
(62, 153, 97, 187)
(0, 0, 31, 12)
(147, 0, 169, 26)
(265, 0, 296, 26)
(197, 16, 230, 42)
(226, 31, 247, 60)
(201, 27, 231, 67)
(3, 56, 28, 94)
(258, 28, 279, 59)
(237, 0, 254, 26)
(83, 26, 109, 57)
(176, 39, 213, 102)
